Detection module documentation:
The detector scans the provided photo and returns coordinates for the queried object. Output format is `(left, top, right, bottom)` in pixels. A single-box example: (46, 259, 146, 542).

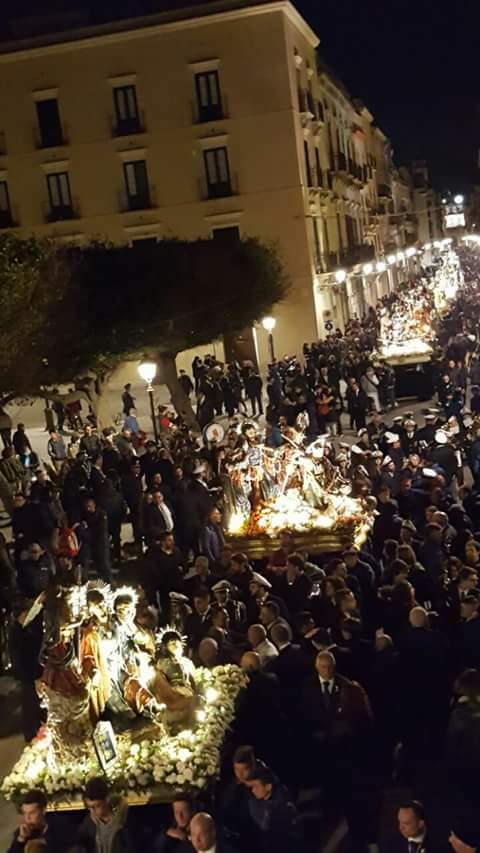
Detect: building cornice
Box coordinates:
(0, 2, 318, 62)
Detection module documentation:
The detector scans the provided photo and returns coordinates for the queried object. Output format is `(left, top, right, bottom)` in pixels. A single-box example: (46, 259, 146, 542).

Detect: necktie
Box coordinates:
(323, 682, 331, 707)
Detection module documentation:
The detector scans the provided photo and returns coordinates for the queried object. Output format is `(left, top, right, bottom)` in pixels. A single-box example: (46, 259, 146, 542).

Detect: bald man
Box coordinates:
(183, 811, 238, 853)
(247, 624, 278, 667)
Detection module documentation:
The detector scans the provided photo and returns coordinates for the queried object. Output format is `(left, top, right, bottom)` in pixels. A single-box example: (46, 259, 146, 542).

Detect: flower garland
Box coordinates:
(2, 665, 248, 807)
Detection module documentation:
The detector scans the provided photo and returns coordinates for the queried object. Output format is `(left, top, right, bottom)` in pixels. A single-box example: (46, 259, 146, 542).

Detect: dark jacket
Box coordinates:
(248, 781, 299, 852)
(17, 554, 54, 599)
(7, 820, 62, 853)
(75, 806, 134, 853)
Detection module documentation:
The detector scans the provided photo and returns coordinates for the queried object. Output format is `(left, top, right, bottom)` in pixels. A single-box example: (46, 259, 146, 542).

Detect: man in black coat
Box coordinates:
(458, 590, 480, 670)
(380, 801, 432, 853)
(79, 497, 111, 583)
(428, 431, 458, 485)
(275, 553, 312, 615)
(9, 598, 44, 741)
(236, 652, 284, 764)
(267, 623, 310, 719)
(7, 789, 62, 853)
(79, 425, 102, 462)
(397, 607, 451, 758)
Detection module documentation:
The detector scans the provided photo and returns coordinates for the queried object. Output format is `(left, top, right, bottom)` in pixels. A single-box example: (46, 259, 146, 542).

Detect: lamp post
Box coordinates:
(138, 361, 159, 445)
(262, 316, 276, 362)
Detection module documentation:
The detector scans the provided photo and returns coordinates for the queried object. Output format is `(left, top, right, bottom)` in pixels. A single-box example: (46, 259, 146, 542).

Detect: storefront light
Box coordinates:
(406, 247, 417, 258)
(376, 261, 387, 273)
(386, 254, 396, 265)
(335, 269, 347, 283)
(363, 263, 373, 275)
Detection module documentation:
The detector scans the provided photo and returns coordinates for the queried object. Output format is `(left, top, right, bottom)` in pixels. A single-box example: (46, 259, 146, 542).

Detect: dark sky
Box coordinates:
(6, 0, 479, 190)
(295, 0, 479, 191)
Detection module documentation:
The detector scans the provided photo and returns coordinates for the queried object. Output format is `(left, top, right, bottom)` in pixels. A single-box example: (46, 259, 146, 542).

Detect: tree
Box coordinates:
(0, 234, 69, 405)
(0, 236, 289, 429)
(69, 237, 289, 426)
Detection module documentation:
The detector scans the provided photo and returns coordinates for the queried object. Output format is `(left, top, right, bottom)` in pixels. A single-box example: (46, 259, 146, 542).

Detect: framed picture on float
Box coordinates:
(92, 721, 118, 772)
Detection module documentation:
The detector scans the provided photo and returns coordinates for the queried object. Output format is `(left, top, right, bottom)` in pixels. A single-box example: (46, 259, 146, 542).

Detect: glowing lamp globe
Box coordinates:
(387, 254, 396, 265)
(454, 194, 464, 205)
(138, 361, 157, 384)
(376, 261, 386, 273)
(262, 316, 276, 333)
(363, 263, 373, 275)
(335, 269, 347, 283)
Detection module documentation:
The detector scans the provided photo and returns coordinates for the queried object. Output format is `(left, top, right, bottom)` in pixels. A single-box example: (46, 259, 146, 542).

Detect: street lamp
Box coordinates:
(138, 361, 159, 444)
(454, 194, 464, 205)
(262, 316, 277, 361)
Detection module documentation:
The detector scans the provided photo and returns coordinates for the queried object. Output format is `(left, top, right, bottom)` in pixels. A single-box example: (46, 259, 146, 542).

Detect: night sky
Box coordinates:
(295, 0, 479, 192)
(5, 0, 479, 190)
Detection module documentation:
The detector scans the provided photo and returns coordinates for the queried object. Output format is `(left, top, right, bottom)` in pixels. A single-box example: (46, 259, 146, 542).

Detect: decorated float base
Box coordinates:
(227, 519, 372, 559)
(2, 665, 247, 811)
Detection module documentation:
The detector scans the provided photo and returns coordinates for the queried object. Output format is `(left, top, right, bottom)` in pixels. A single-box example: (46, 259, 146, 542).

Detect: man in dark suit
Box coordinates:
(380, 800, 431, 853)
(185, 587, 213, 649)
(267, 623, 310, 716)
(301, 651, 374, 845)
(235, 652, 283, 765)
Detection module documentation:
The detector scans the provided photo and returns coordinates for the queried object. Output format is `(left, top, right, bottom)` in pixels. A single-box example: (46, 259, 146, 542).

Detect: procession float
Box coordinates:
(224, 418, 374, 558)
(2, 585, 247, 810)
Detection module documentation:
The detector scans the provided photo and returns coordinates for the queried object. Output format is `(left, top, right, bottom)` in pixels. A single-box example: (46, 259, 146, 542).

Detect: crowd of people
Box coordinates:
(3, 246, 480, 853)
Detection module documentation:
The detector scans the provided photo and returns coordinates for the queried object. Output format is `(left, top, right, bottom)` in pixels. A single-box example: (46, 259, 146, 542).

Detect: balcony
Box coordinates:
(298, 88, 314, 126)
(35, 124, 68, 149)
(340, 243, 376, 267)
(306, 91, 316, 117)
(119, 185, 157, 213)
(46, 204, 79, 223)
(378, 183, 392, 199)
(333, 151, 347, 174)
(112, 112, 145, 137)
(199, 171, 238, 201)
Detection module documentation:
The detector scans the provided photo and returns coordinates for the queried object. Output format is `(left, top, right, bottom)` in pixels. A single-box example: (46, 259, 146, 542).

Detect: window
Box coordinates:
(195, 71, 223, 122)
(312, 218, 321, 270)
(36, 99, 63, 148)
(113, 85, 141, 135)
(203, 147, 232, 198)
(46, 172, 73, 220)
(123, 160, 151, 210)
(0, 181, 13, 228)
(315, 147, 321, 186)
(304, 141, 312, 186)
(212, 225, 240, 242)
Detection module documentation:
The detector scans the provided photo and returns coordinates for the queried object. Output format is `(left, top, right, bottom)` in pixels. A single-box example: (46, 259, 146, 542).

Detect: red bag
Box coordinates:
(58, 527, 80, 558)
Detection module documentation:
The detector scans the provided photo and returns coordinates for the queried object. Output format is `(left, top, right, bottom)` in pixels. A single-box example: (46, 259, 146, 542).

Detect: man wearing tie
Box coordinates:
(381, 801, 431, 853)
(301, 651, 374, 849)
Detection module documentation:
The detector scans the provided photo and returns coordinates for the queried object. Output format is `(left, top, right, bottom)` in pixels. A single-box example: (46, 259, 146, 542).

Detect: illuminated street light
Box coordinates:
(262, 316, 276, 361)
(386, 254, 396, 265)
(406, 247, 417, 258)
(138, 361, 159, 444)
(335, 269, 347, 283)
(454, 194, 464, 205)
(363, 263, 373, 275)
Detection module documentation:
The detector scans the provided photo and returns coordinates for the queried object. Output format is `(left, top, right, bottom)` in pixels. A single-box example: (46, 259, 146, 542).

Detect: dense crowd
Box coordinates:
(2, 247, 480, 853)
